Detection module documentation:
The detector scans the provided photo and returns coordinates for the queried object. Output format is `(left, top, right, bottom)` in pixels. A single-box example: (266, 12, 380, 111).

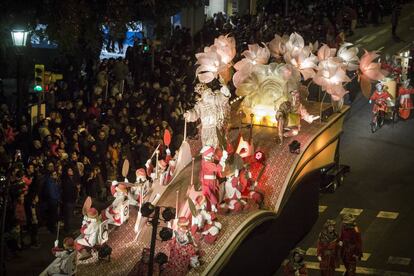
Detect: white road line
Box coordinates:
(362, 35, 378, 43)
(387, 256, 411, 266)
(377, 211, 399, 219)
(340, 208, 363, 216)
(318, 205, 328, 213)
(356, 35, 369, 43)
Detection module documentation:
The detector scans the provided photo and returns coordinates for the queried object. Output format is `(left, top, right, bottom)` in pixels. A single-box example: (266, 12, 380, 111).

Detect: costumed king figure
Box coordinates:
(47, 237, 76, 275)
(275, 89, 319, 145)
(102, 182, 128, 225)
(200, 146, 228, 212)
(317, 219, 340, 276)
(184, 82, 230, 147)
(282, 247, 308, 276)
(75, 199, 100, 260)
(398, 79, 414, 119)
(339, 214, 363, 276)
(163, 217, 200, 276)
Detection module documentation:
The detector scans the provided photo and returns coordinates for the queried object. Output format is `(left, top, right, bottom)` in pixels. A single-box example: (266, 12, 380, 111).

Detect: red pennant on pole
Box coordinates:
(164, 129, 171, 147)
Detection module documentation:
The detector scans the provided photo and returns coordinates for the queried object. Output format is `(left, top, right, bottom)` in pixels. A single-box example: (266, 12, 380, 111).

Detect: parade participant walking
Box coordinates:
(317, 219, 340, 276)
(282, 247, 308, 276)
(339, 214, 362, 276)
(398, 79, 414, 119)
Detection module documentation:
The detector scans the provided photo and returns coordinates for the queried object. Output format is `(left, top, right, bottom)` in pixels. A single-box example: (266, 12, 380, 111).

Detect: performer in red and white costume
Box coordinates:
(145, 149, 172, 182)
(128, 169, 150, 206)
(163, 217, 200, 276)
(200, 146, 227, 212)
(398, 79, 414, 119)
(221, 169, 245, 213)
(75, 207, 100, 260)
(239, 167, 264, 206)
(369, 82, 394, 114)
(48, 237, 76, 275)
(102, 182, 128, 225)
(191, 195, 222, 244)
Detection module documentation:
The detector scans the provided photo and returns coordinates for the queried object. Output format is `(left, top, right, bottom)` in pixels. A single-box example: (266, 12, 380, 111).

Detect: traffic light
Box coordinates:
(34, 64, 45, 92)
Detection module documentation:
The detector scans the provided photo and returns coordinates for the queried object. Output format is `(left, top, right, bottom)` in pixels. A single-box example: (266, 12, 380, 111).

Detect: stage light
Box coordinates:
(159, 227, 173, 241)
(141, 202, 155, 217)
(155, 252, 168, 265)
(289, 140, 301, 154)
(161, 207, 176, 221)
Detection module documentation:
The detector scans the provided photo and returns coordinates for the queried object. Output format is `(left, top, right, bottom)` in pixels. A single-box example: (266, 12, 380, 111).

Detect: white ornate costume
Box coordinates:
(185, 85, 230, 147)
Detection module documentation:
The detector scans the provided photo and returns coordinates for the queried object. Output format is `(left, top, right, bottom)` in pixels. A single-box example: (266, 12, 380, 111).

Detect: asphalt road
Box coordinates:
(276, 2, 414, 275)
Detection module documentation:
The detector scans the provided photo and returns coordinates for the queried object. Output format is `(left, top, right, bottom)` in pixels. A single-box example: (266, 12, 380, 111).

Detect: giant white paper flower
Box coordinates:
(284, 32, 306, 58)
(313, 57, 351, 100)
(337, 43, 359, 71)
(195, 34, 236, 84)
(317, 44, 337, 61)
(213, 34, 236, 64)
(232, 43, 270, 87)
(284, 51, 318, 80)
(359, 50, 387, 81)
(268, 34, 289, 57)
(195, 47, 228, 83)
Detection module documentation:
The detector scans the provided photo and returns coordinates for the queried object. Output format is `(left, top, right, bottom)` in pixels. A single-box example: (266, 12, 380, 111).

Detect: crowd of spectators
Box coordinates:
(201, 0, 401, 52)
(0, 0, 406, 261)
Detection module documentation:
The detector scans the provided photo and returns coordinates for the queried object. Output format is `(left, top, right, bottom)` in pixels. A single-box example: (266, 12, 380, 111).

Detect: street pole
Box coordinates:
(16, 54, 23, 127)
(0, 164, 13, 276)
(148, 206, 160, 276)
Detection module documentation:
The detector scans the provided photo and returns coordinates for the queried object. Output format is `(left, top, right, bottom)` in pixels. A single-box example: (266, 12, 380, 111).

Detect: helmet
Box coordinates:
(375, 82, 383, 92)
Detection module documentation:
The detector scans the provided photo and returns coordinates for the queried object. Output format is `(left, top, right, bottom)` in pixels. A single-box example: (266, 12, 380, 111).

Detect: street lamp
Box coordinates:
(11, 29, 30, 47)
(10, 28, 29, 127)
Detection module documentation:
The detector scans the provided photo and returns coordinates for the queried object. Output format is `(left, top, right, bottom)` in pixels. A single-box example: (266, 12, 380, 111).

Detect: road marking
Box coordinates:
(387, 256, 411, 266)
(305, 247, 371, 261)
(306, 247, 317, 256)
(319, 205, 328, 213)
(356, 35, 369, 43)
(362, 35, 378, 43)
(361, 253, 371, 262)
(377, 211, 399, 219)
(340, 208, 363, 216)
(305, 261, 413, 275)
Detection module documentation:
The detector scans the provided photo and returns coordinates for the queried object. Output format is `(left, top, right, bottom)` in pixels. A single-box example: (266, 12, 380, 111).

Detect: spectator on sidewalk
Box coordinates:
(61, 166, 80, 234)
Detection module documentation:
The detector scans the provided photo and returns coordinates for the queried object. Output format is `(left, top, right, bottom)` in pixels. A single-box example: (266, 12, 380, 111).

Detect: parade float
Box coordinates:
(41, 32, 389, 276)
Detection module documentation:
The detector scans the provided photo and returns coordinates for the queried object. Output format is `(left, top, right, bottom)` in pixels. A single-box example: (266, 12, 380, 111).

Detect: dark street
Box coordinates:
(277, 2, 414, 275)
